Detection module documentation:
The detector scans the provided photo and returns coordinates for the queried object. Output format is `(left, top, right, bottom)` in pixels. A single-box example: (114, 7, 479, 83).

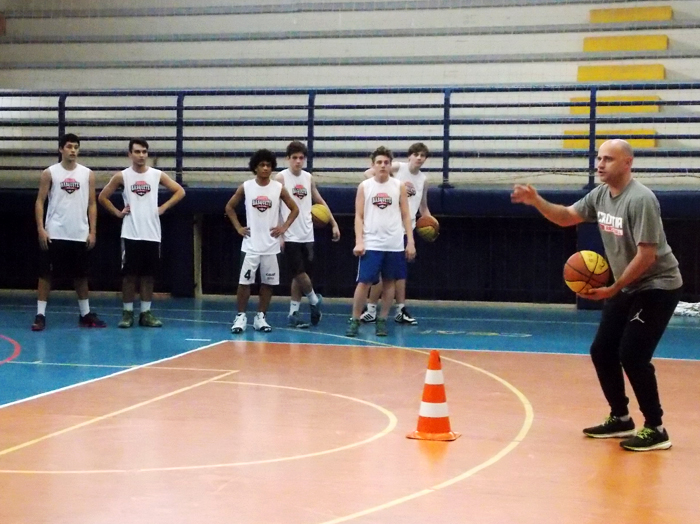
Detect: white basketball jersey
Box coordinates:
(242, 178, 283, 255)
(394, 162, 425, 230)
(121, 167, 163, 242)
(279, 169, 313, 243)
(44, 162, 91, 241)
(361, 176, 404, 252)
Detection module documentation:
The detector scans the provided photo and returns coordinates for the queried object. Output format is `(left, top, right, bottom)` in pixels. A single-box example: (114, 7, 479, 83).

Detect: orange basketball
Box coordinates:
(564, 250, 610, 293)
(416, 215, 439, 242)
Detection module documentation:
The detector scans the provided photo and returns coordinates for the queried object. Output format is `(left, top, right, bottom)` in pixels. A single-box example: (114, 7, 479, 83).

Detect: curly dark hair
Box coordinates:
(249, 149, 277, 173)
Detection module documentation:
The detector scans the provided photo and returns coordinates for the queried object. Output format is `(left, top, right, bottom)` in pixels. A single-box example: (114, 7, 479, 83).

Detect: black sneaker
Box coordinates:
(31, 314, 46, 331)
(310, 294, 323, 326)
(394, 307, 417, 325)
(288, 312, 310, 329)
(79, 312, 107, 328)
(583, 416, 636, 438)
(620, 427, 672, 451)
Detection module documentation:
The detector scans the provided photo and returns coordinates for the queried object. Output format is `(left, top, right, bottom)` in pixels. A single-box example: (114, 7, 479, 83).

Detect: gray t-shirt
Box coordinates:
(572, 179, 682, 292)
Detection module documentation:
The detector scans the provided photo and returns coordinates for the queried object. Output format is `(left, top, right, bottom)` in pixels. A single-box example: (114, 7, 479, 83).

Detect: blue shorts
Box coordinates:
(356, 250, 407, 284)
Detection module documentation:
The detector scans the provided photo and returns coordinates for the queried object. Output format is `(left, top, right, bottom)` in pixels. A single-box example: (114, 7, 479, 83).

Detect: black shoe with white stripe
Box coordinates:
(394, 307, 417, 325)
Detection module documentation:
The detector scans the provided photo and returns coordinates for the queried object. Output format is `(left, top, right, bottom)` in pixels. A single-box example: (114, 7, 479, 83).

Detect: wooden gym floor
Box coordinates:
(0, 295, 699, 524)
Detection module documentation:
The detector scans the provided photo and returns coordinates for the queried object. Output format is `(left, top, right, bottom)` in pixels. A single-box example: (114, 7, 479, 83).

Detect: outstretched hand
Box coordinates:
(511, 184, 539, 206)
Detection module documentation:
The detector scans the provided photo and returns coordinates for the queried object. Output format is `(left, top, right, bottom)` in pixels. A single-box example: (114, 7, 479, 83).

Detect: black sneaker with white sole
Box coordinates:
(394, 307, 417, 325)
(620, 427, 672, 451)
(583, 416, 636, 438)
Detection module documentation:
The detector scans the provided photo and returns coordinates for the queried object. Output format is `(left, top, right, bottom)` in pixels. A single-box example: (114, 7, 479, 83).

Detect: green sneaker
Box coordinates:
(375, 317, 388, 337)
(346, 318, 360, 337)
(139, 311, 163, 328)
(118, 310, 134, 328)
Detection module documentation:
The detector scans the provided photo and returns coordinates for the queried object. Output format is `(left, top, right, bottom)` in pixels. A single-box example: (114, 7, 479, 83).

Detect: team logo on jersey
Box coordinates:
(292, 184, 308, 199)
(60, 178, 80, 194)
(131, 181, 151, 197)
(252, 195, 273, 212)
(405, 181, 417, 197)
(597, 212, 624, 236)
(372, 193, 392, 209)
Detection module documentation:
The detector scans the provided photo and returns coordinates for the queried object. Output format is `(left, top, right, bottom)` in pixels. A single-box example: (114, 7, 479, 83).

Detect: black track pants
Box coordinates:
(589, 287, 681, 428)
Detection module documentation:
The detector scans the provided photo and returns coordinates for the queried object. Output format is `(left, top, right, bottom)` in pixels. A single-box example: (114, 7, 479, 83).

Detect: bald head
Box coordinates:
(596, 139, 634, 192)
(602, 139, 634, 159)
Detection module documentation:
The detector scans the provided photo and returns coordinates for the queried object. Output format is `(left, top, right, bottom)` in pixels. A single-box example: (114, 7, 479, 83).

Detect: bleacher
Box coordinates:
(0, 0, 699, 303)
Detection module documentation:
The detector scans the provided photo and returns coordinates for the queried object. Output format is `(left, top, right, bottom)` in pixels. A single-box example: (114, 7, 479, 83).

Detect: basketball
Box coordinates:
(416, 215, 439, 242)
(311, 203, 331, 228)
(564, 250, 610, 293)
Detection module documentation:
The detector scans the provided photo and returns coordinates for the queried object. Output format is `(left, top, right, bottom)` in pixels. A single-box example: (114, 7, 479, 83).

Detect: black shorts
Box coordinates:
(121, 239, 161, 277)
(38, 239, 90, 280)
(284, 242, 314, 278)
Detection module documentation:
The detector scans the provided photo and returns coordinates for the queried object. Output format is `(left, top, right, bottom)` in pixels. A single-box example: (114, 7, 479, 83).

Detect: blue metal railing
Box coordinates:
(2, 82, 700, 187)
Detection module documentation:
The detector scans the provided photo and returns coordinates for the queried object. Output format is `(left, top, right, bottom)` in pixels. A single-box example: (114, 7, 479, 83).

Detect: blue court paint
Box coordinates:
(1, 295, 698, 406)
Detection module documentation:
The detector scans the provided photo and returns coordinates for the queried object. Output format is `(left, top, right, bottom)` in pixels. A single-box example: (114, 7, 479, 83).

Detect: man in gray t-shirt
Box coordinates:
(511, 139, 682, 452)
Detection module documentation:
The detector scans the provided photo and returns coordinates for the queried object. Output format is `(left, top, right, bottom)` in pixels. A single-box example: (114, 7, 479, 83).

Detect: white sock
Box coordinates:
(290, 301, 301, 315)
(140, 301, 152, 313)
(619, 414, 631, 422)
(366, 303, 377, 313)
(37, 300, 47, 316)
(395, 303, 405, 313)
(656, 425, 664, 432)
(306, 291, 319, 306)
(78, 299, 90, 316)
(256, 312, 266, 319)
(123, 302, 134, 312)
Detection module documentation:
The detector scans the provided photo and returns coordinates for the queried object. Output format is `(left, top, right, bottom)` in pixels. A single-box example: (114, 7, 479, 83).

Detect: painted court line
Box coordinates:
(315, 347, 535, 524)
(0, 339, 229, 410)
(1, 381, 398, 474)
(0, 369, 239, 459)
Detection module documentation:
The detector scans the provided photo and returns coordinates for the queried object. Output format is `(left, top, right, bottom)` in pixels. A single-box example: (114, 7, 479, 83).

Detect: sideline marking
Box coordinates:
(0, 381, 397, 474)
(0, 369, 239, 459)
(0, 335, 22, 366)
(0, 340, 228, 410)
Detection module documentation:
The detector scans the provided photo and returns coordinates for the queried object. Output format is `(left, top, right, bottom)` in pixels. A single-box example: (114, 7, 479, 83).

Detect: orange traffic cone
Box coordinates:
(407, 350, 461, 441)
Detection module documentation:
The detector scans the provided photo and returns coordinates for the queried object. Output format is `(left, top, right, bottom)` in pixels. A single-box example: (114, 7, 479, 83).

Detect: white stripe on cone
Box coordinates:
(419, 401, 450, 418)
(424, 369, 445, 385)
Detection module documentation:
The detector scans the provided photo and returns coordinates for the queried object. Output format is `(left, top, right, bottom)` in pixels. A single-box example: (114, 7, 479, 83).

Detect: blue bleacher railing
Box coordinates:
(2, 82, 700, 187)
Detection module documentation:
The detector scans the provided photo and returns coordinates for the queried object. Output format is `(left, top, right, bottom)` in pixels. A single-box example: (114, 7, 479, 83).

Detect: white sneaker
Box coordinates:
(231, 313, 247, 334)
(360, 307, 377, 323)
(253, 312, 272, 332)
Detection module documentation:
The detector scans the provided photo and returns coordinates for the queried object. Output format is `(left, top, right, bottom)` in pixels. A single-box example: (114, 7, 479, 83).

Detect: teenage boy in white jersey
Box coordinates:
(99, 138, 186, 328)
(346, 146, 416, 337)
(226, 149, 299, 334)
(361, 142, 432, 325)
(276, 141, 340, 328)
(512, 139, 682, 452)
(32, 133, 106, 331)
